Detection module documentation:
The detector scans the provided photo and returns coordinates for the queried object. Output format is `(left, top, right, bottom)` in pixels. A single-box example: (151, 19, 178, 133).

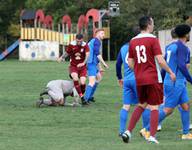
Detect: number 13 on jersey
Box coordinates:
(136, 45, 147, 63)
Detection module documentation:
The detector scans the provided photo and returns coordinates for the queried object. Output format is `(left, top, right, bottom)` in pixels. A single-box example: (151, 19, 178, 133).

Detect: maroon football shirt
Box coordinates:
(66, 41, 89, 67)
(128, 33, 163, 85)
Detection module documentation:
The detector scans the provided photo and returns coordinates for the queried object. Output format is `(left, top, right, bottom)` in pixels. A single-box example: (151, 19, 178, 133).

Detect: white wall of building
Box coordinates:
(158, 28, 192, 55)
(19, 41, 59, 61)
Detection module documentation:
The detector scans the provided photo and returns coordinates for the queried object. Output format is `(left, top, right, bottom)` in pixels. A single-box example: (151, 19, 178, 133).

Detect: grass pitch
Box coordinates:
(0, 60, 192, 150)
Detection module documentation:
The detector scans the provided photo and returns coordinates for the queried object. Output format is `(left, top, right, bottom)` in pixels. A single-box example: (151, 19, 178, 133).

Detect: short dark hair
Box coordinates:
(171, 28, 177, 39)
(139, 16, 152, 30)
(76, 34, 83, 40)
(175, 24, 191, 38)
(132, 26, 140, 36)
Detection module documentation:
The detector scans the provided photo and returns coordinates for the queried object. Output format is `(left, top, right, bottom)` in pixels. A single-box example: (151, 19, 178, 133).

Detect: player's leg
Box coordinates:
(119, 80, 138, 136)
(141, 105, 163, 135)
(119, 104, 130, 136)
(122, 102, 147, 143)
(79, 66, 87, 94)
(180, 103, 191, 138)
(84, 63, 97, 102)
(71, 72, 83, 97)
(80, 76, 86, 94)
(122, 85, 148, 143)
(84, 76, 95, 101)
(157, 104, 165, 131)
(179, 87, 192, 139)
(145, 83, 163, 144)
(89, 71, 102, 102)
(141, 106, 150, 129)
(149, 84, 181, 130)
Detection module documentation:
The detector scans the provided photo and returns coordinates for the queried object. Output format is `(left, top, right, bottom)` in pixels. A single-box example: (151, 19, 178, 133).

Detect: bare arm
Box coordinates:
(155, 55, 176, 81)
(97, 54, 109, 68)
(57, 51, 69, 62)
(186, 63, 190, 69)
(128, 58, 134, 70)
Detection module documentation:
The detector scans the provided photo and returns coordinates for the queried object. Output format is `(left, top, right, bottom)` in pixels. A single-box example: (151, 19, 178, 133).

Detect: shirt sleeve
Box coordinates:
(152, 38, 162, 56)
(128, 40, 134, 58)
(93, 39, 101, 56)
(177, 44, 192, 84)
(66, 44, 73, 55)
(116, 51, 123, 80)
(186, 48, 190, 64)
(85, 44, 89, 53)
(161, 53, 167, 81)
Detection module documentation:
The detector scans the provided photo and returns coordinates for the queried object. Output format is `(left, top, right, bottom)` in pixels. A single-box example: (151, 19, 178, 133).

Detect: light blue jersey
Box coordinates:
(87, 38, 101, 76)
(118, 44, 135, 81)
(164, 40, 192, 87)
(116, 43, 138, 105)
(163, 40, 192, 108)
(87, 38, 101, 65)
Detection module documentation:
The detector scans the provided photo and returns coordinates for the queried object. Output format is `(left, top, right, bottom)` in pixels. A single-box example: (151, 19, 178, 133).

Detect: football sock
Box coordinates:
(84, 85, 93, 101)
(146, 108, 166, 131)
(90, 82, 98, 98)
(119, 108, 129, 134)
(150, 110, 159, 137)
(80, 84, 86, 94)
(178, 106, 190, 134)
(128, 106, 144, 132)
(74, 81, 83, 97)
(142, 108, 150, 128)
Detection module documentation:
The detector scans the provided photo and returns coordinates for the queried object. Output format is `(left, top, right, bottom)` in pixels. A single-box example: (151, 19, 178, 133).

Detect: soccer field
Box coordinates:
(0, 60, 192, 150)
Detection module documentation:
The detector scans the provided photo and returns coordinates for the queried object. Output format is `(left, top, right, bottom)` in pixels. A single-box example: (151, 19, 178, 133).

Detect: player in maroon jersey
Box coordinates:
(121, 16, 176, 144)
(58, 34, 89, 104)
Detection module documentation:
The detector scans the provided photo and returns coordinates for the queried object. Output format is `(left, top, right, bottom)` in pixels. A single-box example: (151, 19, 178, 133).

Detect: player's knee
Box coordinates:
(96, 74, 102, 82)
(88, 77, 96, 86)
(80, 77, 86, 85)
(181, 103, 190, 111)
(164, 108, 173, 115)
(71, 73, 79, 81)
(148, 104, 158, 111)
(122, 105, 130, 111)
(138, 103, 147, 109)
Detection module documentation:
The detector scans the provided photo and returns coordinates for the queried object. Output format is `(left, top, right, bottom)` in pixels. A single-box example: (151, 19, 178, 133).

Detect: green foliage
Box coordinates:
(0, 0, 190, 57)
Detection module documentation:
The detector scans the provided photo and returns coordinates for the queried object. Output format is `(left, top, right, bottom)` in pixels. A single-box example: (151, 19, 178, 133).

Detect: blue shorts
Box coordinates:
(123, 79, 138, 105)
(164, 84, 189, 108)
(87, 63, 99, 76)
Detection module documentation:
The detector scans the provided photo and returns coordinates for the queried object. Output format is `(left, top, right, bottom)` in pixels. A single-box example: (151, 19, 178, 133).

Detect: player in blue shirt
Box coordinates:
(141, 28, 192, 139)
(82, 29, 109, 104)
(116, 43, 138, 136)
(144, 24, 192, 140)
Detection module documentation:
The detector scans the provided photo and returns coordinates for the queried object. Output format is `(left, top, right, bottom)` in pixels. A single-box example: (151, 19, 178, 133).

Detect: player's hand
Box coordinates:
(57, 57, 63, 63)
(104, 63, 109, 69)
(77, 62, 85, 68)
(118, 79, 123, 87)
(170, 72, 176, 81)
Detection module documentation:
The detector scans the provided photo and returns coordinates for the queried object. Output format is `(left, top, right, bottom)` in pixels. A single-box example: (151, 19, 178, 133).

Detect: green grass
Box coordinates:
(0, 60, 192, 150)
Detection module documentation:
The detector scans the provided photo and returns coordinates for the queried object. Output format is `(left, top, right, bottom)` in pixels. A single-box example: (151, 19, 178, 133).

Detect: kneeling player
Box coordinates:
(36, 80, 81, 107)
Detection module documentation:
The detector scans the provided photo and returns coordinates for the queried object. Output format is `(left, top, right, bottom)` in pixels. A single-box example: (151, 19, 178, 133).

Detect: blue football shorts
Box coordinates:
(87, 63, 99, 77)
(123, 79, 138, 105)
(164, 84, 189, 108)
